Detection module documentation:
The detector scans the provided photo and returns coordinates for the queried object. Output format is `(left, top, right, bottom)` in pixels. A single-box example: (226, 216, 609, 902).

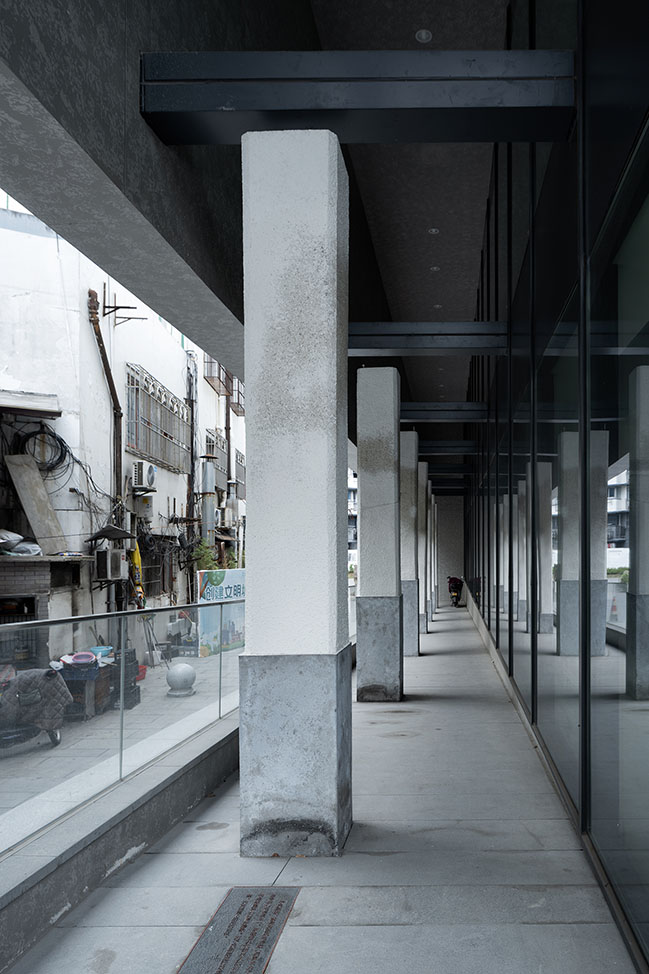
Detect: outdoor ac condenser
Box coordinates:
(132, 460, 157, 490)
(95, 549, 129, 581)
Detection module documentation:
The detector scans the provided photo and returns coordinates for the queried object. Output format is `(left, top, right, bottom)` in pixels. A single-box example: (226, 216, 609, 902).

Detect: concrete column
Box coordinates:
(537, 461, 554, 633)
(557, 432, 608, 656)
(400, 431, 419, 656)
(517, 478, 527, 622)
(356, 367, 403, 702)
(627, 367, 649, 698)
(418, 462, 429, 633)
(426, 485, 434, 623)
(239, 130, 351, 856)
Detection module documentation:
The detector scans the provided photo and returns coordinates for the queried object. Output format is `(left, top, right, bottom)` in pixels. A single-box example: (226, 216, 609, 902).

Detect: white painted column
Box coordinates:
(400, 431, 419, 656)
(418, 461, 429, 633)
(628, 367, 649, 698)
(555, 432, 610, 656)
(239, 130, 351, 856)
(356, 367, 403, 701)
(537, 461, 554, 633)
(511, 491, 519, 620)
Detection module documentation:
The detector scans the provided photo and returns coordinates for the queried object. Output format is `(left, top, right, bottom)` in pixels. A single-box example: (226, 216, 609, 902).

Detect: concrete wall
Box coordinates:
(436, 496, 465, 607)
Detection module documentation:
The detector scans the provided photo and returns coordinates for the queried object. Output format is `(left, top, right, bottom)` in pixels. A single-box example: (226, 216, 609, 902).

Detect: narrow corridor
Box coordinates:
(9, 608, 634, 973)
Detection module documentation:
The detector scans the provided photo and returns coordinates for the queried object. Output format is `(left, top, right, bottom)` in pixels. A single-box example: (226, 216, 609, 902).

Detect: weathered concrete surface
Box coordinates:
(417, 462, 428, 633)
(356, 368, 401, 599)
(240, 130, 351, 856)
(356, 367, 402, 701)
(401, 580, 419, 658)
(243, 130, 349, 658)
(356, 596, 403, 701)
(239, 647, 352, 856)
(400, 432, 419, 655)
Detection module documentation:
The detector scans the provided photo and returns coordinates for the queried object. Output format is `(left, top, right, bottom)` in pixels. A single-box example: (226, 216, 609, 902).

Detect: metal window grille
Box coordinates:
(126, 364, 190, 473)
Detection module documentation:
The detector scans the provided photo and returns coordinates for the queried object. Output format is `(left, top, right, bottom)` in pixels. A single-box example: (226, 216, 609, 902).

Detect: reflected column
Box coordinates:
(627, 366, 649, 698)
(556, 429, 606, 658)
(537, 461, 554, 634)
(517, 478, 527, 623)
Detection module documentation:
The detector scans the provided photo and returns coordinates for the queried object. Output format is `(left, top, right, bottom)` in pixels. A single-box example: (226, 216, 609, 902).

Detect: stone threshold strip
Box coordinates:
(178, 887, 299, 974)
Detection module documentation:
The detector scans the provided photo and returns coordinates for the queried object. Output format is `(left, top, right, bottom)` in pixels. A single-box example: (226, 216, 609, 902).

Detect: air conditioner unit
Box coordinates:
(132, 460, 157, 490)
(95, 549, 129, 581)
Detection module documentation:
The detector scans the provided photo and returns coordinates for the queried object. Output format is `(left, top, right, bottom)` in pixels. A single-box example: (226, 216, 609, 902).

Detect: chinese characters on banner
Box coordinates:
(196, 569, 246, 656)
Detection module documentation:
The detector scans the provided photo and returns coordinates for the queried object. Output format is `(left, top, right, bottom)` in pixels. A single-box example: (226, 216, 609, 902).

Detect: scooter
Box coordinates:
(450, 587, 461, 607)
(0, 666, 72, 750)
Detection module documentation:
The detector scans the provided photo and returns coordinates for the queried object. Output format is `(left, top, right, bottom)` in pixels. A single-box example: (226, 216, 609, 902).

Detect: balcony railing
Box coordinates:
(204, 354, 233, 397)
(0, 599, 244, 854)
(231, 376, 245, 416)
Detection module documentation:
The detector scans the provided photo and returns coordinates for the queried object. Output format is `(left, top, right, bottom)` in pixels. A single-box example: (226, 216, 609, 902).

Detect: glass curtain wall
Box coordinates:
(465, 0, 649, 961)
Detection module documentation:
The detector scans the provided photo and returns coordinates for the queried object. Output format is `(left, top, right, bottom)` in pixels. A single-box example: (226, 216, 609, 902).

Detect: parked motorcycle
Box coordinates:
(0, 666, 72, 749)
(447, 575, 463, 607)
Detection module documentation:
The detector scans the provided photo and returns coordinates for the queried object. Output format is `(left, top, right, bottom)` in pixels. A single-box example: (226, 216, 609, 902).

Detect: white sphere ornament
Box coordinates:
(166, 662, 197, 697)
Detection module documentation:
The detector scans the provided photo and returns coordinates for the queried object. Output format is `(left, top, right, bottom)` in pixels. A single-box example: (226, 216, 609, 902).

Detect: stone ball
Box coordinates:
(166, 662, 197, 695)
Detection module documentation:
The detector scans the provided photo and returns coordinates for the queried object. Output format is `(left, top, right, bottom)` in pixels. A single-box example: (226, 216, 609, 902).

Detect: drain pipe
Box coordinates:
(88, 289, 124, 609)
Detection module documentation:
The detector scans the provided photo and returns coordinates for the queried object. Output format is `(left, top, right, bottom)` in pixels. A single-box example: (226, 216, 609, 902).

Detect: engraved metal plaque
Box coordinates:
(179, 887, 299, 974)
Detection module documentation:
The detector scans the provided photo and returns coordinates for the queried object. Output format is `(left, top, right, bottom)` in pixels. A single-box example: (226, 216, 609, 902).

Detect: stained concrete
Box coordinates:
(7, 608, 636, 974)
(356, 595, 403, 701)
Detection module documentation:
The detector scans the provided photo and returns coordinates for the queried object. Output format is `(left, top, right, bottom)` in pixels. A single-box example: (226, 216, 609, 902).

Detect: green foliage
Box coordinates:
(607, 566, 629, 586)
(192, 539, 219, 571)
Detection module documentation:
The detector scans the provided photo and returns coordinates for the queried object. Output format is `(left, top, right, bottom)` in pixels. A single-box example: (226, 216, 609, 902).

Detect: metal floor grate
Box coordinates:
(178, 887, 299, 974)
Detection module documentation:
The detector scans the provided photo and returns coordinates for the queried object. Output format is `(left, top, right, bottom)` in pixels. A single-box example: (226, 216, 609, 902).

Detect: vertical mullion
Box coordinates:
(577, 0, 591, 836)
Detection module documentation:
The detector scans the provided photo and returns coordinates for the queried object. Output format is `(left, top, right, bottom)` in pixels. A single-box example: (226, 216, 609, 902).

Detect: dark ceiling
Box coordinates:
(310, 0, 508, 444)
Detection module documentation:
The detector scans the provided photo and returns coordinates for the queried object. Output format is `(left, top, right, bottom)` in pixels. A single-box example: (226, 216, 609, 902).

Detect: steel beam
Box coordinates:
(428, 468, 475, 480)
(419, 440, 478, 455)
(349, 321, 507, 356)
(141, 51, 575, 145)
(402, 402, 488, 423)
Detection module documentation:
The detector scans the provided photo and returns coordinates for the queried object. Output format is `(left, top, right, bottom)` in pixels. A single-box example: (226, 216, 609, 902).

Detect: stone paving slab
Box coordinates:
(343, 818, 582, 852)
(265, 923, 636, 974)
(287, 883, 613, 925)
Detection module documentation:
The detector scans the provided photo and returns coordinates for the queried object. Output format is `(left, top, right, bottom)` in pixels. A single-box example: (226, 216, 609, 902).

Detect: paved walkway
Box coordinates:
(8, 608, 635, 973)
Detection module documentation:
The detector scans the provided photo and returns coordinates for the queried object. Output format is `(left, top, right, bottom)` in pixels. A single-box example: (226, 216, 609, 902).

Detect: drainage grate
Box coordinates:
(178, 887, 299, 974)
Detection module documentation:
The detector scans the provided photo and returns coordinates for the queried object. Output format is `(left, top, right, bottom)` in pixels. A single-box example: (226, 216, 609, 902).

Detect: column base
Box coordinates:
(356, 595, 403, 702)
(239, 645, 352, 856)
(627, 594, 649, 699)
(401, 579, 419, 656)
(557, 579, 579, 655)
(539, 612, 554, 634)
(590, 578, 608, 656)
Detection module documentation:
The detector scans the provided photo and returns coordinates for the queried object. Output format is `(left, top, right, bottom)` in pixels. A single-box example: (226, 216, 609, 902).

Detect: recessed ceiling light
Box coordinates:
(428, 227, 439, 235)
(434, 304, 443, 309)
(416, 29, 432, 43)
(430, 266, 440, 272)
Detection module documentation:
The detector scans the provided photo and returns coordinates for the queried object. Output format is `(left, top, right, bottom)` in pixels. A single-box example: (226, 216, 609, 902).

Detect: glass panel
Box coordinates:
(0, 597, 243, 853)
(536, 296, 580, 805)
(589, 156, 649, 957)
